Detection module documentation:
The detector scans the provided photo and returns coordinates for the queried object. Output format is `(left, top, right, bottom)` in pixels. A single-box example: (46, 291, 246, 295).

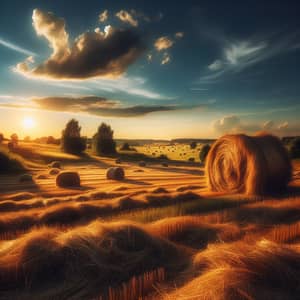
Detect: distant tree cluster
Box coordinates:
(289, 137, 300, 159)
(120, 142, 131, 151)
(199, 144, 211, 163)
(61, 119, 86, 154)
(92, 123, 116, 155)
(190, 141, 197, 149)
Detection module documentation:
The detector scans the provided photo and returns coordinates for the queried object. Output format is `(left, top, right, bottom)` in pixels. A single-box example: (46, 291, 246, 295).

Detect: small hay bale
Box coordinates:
(19, 174, 33, 183)
(37, 174, 48, 180)
(206, 133, 292, 195)
(139, 161, 146, 167)
(56, 171, 80, 188)
(49, 168, 60, 175)
(162, 163, 168, 167)
(115, 158, 122, 164)
(106, 167, 125, 181)
(49, 161, 61, 169)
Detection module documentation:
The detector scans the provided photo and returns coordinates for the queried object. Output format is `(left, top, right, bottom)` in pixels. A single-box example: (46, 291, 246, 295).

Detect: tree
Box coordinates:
(61, 119, 86, 154)
(190, 141, 197, 149)
(10, 133, 18, 146)
(199, 144, 211, 163)
(289, 137, 300, 159)
(120, 142, 131, 151)
(92, 123, 116, 155)
(0, 133, 3, 143)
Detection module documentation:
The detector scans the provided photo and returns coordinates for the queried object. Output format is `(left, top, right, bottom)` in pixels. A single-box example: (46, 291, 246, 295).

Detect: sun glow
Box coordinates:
(22, 117, 36, 129)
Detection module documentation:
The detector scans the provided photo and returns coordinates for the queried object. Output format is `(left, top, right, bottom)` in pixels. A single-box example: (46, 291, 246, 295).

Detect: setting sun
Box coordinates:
(22, 117, 35, 130)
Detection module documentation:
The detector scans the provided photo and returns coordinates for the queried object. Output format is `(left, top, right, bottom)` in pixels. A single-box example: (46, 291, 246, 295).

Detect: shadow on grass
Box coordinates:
(122, 178, 152, 186)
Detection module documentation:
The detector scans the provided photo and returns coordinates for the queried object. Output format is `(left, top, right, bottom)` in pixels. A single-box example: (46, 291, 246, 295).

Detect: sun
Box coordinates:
(22, 117, 36, 129)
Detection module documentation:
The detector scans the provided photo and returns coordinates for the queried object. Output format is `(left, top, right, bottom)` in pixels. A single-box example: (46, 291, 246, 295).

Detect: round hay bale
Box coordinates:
(49, 168, 60, 175)
(206, 133, 292, 195)
(19, 174, 33, 183)
(139, 161, 146, 167)
(115, 158, 122, 164)
(56, 171, 80, 188)
(106, 167, 125, 180)
(49, 161, 61, 169)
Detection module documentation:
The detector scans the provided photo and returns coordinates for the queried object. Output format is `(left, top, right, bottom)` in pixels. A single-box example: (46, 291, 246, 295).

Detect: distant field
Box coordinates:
(134, 142, 205, 162)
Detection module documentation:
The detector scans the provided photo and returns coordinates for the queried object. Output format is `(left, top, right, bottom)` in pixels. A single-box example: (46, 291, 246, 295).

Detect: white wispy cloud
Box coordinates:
(198, 32, 300, 84)
(89, 76, 172, 100)
(0, 37, 36, 56)
(224, 41, 267, 65)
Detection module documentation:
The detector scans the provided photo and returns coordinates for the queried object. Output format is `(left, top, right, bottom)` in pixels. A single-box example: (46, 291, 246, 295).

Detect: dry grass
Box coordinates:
(97, 268, 165, 300)
(164, 240, 300, 300)
(149, 216, 243, 249)
(0, 191, 204, 238)
(0, 140, 299, 299)
(0, 221, 184, 300)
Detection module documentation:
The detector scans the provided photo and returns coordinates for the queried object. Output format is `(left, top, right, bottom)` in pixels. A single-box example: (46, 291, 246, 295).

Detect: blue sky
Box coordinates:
(0, 0, 299, 139)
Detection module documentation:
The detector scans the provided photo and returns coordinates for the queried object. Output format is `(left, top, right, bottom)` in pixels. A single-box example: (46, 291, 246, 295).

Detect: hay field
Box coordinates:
(134, 143, 203, 162)
(0, 141, 300, 299)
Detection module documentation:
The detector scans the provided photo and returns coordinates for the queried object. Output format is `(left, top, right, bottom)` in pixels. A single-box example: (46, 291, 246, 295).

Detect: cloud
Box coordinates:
(175, 32, 184, 39)
(0, 94, 197, 118)
(31, 96, 182, 117)
(33, 96, 117, 111)
(99, 10, 108, 22)
(213, 115, 296, 136)
(154, 36, 174, 51)
(115, 10, 138, 27)
(0, 37, 36, 56)
(225, 41, 267, 65)
(278, 121, 289, 130)
(198, 32, 300, 84)
(90, 76, 172, 99)
(161, 53, 171, 65)
(213, 115, 241, 133)
(208, 59, 223, 71)
(15, 9, 145, 80)
(263, 120, 274, 130)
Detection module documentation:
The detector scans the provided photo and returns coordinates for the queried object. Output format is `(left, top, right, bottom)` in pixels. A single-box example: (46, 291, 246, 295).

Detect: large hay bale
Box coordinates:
(206, 133, 292, 195)
(56, 171, 80, 188)
(106, 167, 125, 180)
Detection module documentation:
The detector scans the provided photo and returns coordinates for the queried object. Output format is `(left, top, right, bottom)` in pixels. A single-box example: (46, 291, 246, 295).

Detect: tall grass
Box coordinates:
(98, 268, 165, 300)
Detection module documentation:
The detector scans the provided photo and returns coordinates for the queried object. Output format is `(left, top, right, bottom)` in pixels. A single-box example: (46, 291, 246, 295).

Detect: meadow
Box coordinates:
(0, 138, 300, 299)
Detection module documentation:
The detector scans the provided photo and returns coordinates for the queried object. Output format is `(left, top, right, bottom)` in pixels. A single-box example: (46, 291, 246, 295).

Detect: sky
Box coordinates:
(0, 0, 299, 139)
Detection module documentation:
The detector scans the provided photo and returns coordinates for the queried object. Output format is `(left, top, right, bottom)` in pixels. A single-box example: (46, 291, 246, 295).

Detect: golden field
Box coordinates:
(0, 141, 300, 299)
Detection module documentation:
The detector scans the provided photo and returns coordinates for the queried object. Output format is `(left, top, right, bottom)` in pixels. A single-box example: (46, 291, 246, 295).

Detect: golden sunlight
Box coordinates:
(22, 117, 36, 130)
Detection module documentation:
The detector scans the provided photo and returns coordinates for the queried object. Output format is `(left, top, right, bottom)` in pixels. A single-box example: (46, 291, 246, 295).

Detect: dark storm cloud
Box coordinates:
(32, 96, 181, 117)
(16, 9, 145, 79)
